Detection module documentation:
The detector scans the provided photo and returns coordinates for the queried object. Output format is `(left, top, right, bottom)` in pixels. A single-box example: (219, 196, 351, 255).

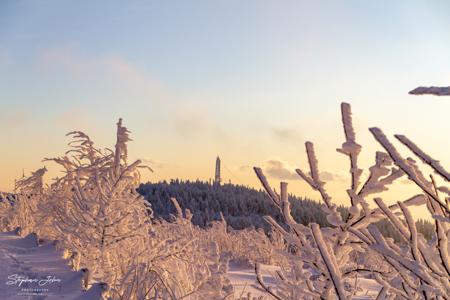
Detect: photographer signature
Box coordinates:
(6, 274, 62, 287)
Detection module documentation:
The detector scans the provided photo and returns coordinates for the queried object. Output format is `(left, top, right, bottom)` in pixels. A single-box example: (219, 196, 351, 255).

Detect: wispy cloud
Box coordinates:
(263, 160, 347, 182)
(239, 165, 251, 172)
(264, 159, 298, 180)
(36, 45, 231, 142)
(37, 45, 171, 103)
(173, 102, 212, 137)
(54, 107, 95, 132)
(272, 127, 301, 142)
(36, 45, 228, 138)
(319, 171, 347, 182)
(141, 158, 164, 169)
(262, 158, 347, 183)
(101, 56, 169, 102)
(38, 45, 86, 74)
(0, 110, 31, 128)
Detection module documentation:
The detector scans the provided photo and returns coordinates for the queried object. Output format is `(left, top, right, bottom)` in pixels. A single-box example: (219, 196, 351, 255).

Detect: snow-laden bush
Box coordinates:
(39, 120, 154, 290)
(110, 201, 234, 300)
(0, 167, 47, 235)
(199, 212, 288, 266)
(253, 103, 450, 299)
(0, 119, 233, 299)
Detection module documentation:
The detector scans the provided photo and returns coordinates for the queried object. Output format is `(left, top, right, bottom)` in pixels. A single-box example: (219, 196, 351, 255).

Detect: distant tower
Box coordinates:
(214, 156, 221, 185)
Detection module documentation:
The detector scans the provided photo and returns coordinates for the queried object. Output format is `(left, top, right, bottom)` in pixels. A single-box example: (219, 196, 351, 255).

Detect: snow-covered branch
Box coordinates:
(253, 102, 450, 299)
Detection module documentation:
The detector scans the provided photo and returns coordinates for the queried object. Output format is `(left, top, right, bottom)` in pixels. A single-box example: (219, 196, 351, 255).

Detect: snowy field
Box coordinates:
(228, 263, 382, 300)
(0, 231, 382, 300)
(0, 231, 105, 300)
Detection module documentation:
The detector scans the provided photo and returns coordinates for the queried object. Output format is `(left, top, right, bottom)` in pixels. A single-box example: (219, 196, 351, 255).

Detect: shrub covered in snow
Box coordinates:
(253, 102, 450, 299)
(0, 168, 48, 235)
(0, 119, 233, 300)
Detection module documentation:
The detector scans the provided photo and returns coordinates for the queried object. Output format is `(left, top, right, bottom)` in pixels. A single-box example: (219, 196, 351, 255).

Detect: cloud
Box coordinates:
(38, 45, 86, 74)
(37, 45, 170, 103)
(264, 160, 298, 180)
(54, 107, 95, 131)
(101, 56, 169, 102)
(239, 165, 251, 172)
(272, 127, 301, 142)
(319, 171, 347, 182)
(0, 111, 31, 128)
(141, 159, 164, 169)
(319, 171, 335, 181)
(173, 103, 211, 137)
(36, 45, 228, 140)
(262, 159, 347, 183)
(36, 45, 225, 136)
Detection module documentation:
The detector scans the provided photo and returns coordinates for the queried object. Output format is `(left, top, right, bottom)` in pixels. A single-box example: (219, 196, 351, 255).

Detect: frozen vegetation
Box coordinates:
(0, 102, 449, 299)
(409, 86, 450, 96)
(251, 103, 450, 299)
(138, 181, 435, 242)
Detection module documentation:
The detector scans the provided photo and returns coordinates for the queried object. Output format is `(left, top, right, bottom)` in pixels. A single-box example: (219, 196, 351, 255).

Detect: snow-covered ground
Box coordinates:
(0, 231, 382, 299)
(0, 231, 105, 300)
(228, 263, 280, 298)
(228, 262, 382, 299)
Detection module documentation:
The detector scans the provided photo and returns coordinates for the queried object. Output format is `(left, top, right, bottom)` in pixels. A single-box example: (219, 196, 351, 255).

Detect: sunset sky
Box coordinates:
(1, 1, 449, 210)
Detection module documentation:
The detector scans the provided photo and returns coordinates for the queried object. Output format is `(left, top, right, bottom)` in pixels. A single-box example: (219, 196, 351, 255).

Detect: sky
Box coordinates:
(1, 1, 449, 212)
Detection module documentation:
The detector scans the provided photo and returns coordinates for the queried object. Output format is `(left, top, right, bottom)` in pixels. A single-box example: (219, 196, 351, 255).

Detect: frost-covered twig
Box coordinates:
(310, 223, 348, 299)
(254, 167, 280, 206)
(370, 127, 449, 214)
(337, 102, 362, 197)
(255, 263, 283, 300)
(395, 134, 450, 182)
(409, 86, 450, 96)
(295, 142, 332, 208)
